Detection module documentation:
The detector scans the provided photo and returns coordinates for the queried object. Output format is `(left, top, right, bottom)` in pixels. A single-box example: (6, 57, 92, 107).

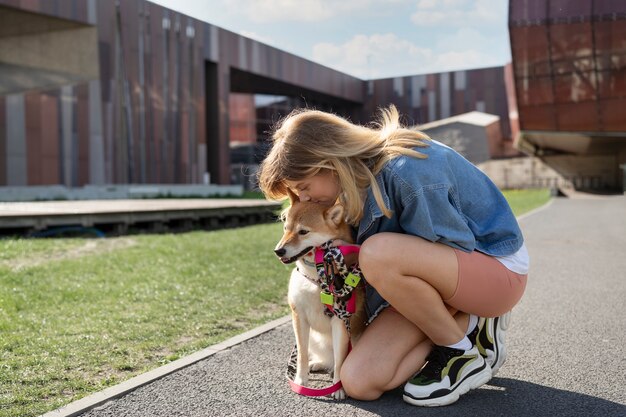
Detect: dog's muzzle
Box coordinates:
(275, 246, 314, 264)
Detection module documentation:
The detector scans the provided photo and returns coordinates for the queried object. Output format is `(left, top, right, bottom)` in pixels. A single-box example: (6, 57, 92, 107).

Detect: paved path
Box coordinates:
(78, 196, 626, 417)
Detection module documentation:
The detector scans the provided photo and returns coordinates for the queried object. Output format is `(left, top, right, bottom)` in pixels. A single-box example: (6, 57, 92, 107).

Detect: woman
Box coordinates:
(257, 105, 528, 407)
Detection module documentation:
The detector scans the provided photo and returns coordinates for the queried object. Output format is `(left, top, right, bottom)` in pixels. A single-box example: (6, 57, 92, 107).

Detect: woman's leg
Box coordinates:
(358, 232, 465, 346)
(341, 307, 469, 400)
(353, 232, 482, 405)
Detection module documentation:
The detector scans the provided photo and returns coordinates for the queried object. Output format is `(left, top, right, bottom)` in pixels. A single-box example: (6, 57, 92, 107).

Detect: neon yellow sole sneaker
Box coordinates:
(471, 311, 511, 376)
(403, 345, 492, 407)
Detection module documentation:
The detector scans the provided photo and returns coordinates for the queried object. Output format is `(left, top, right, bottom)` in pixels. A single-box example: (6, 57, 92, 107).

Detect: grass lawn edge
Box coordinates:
(39, 316, 291, 417)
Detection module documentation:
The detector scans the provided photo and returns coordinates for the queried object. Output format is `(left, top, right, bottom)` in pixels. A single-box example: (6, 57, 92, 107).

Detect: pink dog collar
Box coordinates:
(314, 244, 360, 264)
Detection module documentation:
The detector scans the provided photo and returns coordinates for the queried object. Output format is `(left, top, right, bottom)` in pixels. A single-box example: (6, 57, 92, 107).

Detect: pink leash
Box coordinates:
(287, 341, 353, 397)
(288, 374, 345, 397)
(288, 244, 359, 397)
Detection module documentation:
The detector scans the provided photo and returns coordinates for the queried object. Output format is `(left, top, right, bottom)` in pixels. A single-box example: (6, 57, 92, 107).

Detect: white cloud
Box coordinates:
(225, 0, 333, 23)
(435, 27, 490, 51)
(417, 0, 468, 9)
(432, 49, 500, 70)
(313, 33, 433, 79)
(312, 31, 502, 79)
(411, 0, 504, 26)
(433, 26, 508, 69)
(223, 0, 411, 23)
(238, 30, 276, 46)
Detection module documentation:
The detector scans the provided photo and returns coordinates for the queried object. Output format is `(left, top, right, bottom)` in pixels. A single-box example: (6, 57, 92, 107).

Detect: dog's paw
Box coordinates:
(294, 374, 308, 387)
(332, 388, 346, 401)
(309, 362, 330, 373)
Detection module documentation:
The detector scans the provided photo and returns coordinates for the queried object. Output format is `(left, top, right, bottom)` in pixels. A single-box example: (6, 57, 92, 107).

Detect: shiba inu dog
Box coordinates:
(274, 190, 366, 399)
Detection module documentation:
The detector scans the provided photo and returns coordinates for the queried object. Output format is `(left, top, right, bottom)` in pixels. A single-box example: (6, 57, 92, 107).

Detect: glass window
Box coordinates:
(510, 26, 551, 78)
(598, 97, 626, 131)
(593, 0, 626, 18)
(553, 71, 597, 103)
(594, 20, 626, 71)
(556, 101, 598, 131)
(518, 104, 557, 130)
(549, 0, 592, 20)
(596, 69, 626, 99)
(515, 76, 554, 106)
(509, 0, 547, 24)
(549, 23, 594, 75)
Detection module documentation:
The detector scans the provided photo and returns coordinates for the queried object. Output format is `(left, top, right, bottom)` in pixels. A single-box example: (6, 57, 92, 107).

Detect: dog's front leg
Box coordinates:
(331, 316, 350, 400)
(291, 308, 310, 386)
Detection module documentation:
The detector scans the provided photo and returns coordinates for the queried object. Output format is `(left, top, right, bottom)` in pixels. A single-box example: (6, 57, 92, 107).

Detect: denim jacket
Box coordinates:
(356, 140, 524, 256)
(357, 140, 524, 320)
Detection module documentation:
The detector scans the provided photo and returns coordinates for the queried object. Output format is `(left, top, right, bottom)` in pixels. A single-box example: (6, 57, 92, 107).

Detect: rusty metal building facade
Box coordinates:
(0, 0, 518, 188)
(509, 0, 626, 190)
(0, 0, 366, 187)
(6, 0, 626, 187)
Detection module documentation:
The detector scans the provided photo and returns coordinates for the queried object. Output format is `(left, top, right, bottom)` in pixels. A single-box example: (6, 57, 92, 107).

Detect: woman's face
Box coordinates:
(284, 170, 341, 206)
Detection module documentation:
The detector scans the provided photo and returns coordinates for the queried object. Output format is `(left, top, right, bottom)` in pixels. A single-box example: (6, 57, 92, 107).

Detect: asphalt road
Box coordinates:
(80, 195, 626, 417)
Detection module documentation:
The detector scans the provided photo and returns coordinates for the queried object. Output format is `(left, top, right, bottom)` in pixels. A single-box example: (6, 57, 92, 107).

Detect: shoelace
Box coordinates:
(421, 346, 462, 378)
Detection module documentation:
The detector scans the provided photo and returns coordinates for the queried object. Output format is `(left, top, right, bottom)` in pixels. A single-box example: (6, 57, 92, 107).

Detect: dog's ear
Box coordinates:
(325, 204, 344, 226)
(286, 187, 299, 205)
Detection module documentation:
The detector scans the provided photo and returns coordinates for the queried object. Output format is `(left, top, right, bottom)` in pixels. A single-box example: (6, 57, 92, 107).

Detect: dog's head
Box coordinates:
(274, 189, 350, 264)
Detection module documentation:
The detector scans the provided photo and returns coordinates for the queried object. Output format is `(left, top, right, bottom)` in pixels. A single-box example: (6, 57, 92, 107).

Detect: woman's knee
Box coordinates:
(340, 355, 383, 401)
(359, 233, 397, 279)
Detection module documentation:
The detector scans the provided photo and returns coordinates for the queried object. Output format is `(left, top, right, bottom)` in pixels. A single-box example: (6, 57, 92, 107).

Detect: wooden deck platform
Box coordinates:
(0, 199, 282, 236)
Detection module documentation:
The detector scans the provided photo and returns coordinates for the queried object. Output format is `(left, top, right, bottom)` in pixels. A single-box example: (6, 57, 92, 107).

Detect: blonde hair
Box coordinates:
(257, 104, 430, 225)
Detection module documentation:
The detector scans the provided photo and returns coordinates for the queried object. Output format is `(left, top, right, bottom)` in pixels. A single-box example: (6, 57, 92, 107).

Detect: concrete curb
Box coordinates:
(40, 316, 291, 417)
(40, 197, 554, 417)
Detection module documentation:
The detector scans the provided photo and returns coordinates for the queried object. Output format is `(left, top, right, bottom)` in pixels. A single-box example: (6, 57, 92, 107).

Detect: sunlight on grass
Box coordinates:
(502, 188, 552, 216)
(0, 223, 290, 417)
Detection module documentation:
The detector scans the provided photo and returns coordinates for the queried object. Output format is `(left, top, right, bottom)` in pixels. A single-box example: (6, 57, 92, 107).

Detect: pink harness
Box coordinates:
(315, 244, 359, 316)
(287, 244, 362, 397)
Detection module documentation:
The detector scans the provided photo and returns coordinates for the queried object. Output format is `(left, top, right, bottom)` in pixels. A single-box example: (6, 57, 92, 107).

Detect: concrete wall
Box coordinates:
(541, 154, 622, 190)
(477, 157, 568, 190)
(0, 27, 98, 80)
(419, 122, 491, 165)
(0, 6, 98, 95)
(477, 155, 622, 191)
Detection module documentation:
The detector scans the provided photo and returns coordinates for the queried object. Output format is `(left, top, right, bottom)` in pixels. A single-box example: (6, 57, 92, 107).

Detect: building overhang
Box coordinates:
(516, 130, 626, 156)
(0, 5, 98, 95)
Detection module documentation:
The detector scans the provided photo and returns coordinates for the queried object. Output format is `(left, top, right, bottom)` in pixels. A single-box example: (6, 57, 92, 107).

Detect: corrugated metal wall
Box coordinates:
(0, 0, 367, 186)
(0, 0, 520, 187)
(509, 0, 626, 132)
(362, 67, 512, 140)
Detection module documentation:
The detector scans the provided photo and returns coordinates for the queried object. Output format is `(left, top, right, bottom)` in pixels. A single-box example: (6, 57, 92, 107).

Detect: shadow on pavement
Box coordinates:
(344, 377, 625, 417)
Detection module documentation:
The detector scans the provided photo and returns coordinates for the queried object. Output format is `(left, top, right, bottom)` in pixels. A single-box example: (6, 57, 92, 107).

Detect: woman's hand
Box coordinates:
(331, 239, 360, 267)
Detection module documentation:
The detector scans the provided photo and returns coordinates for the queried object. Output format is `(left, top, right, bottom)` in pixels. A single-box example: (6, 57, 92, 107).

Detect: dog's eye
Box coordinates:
(298, 230, 309, 235)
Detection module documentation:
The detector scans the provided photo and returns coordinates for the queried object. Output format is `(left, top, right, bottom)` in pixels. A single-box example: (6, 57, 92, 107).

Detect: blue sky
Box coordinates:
(149, 0, 510, 80)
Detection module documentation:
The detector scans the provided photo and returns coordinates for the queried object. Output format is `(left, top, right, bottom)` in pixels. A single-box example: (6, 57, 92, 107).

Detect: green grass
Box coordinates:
(0, 189, 550, 417)
(0, 224, 291, 417)
(502, 188, 552, 216)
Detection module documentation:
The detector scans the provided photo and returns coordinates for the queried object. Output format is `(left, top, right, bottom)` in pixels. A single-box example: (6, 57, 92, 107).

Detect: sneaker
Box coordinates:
(469, 311, 511, 376)
(403, 345, 492, 407)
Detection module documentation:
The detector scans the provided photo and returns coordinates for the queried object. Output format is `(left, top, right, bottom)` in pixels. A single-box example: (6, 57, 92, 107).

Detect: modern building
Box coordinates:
(509, 0, 626, 190)
(0, 0, 518, 190)
(416, 111, 505, 165)
(3, 0, 624, 192)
